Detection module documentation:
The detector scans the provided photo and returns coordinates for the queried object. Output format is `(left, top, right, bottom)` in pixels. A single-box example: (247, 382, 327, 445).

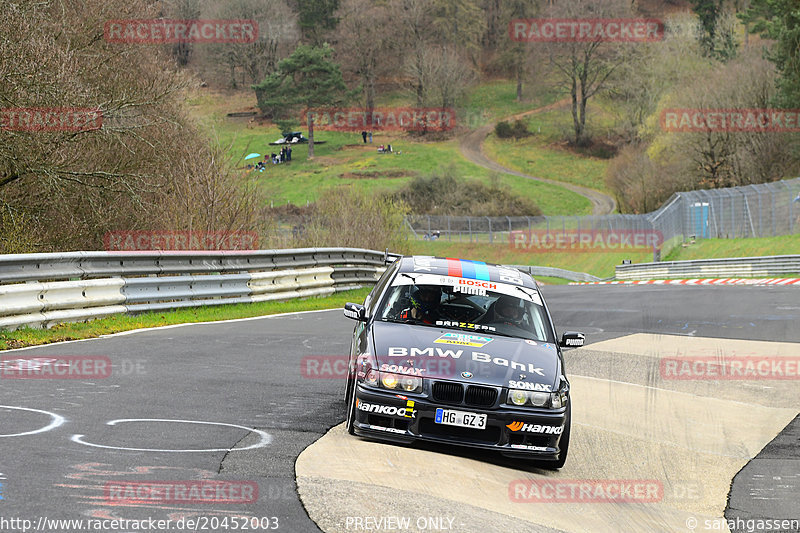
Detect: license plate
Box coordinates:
(434, 408, 487, 430)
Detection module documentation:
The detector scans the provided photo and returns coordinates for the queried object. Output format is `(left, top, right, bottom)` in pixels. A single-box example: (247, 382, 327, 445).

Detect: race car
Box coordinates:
(342, 256, 584, 468)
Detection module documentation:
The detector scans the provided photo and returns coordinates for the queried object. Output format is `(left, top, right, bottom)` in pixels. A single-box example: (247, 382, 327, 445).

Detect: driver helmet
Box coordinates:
(410, 286, 442, 314)
(495, 295, 523, 322)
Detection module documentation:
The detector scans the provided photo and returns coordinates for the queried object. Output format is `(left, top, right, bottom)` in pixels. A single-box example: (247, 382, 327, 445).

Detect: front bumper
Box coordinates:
(352, 385, 568, 460)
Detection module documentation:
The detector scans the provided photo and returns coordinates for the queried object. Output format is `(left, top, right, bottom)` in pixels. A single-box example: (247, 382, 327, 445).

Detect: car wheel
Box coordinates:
(549, 403, 571, 469)
(345, 377, 357, 435)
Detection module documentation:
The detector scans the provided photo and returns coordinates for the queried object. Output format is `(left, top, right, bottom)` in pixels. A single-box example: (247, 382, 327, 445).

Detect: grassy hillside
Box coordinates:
(186, 85, 593, 215)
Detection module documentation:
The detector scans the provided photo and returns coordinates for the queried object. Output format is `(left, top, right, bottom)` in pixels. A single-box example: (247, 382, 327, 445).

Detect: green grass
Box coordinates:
(408, 240, 649, 279)
(408, 233, 800, 280)
(462, 80, 561, 127)
(484, 110, 611, 193)
(665, 235, 800, 262)
(186, 86, 592, 215)
(0, 287, 371, 351)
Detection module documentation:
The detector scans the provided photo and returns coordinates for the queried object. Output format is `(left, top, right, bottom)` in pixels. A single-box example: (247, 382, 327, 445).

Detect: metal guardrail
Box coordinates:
(0, 248, 387, 330)
(507, 265, 600, 283)
(615, 255, 800, 280)
(0, 248, 600, 330)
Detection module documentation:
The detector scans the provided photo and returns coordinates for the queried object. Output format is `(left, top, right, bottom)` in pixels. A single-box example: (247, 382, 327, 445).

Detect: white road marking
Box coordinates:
(0, 405, 66, 437)
(71, 418, 272, 452)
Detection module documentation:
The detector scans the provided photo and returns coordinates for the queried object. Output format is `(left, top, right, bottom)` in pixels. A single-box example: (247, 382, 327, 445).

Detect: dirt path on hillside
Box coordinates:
(459, 99, 617, 215)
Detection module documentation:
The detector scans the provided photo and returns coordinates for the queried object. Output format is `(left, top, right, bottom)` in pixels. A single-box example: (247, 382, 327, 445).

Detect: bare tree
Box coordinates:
(0, 0, 264, 251)
(609, 13, 710, 142)
(391, 0, 435, 106)
(543, 0, 631, 146)
(202, 0, 300, 88)
(495, 0, 541, 101)
(333, 0, 393, 111)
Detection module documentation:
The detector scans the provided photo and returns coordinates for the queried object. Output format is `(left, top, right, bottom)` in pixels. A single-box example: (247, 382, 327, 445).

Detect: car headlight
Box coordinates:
(507, 388, 568, 409)
(509, 389, 530, 406)
(373, 372, 423, 393)
(399, 375, 422, 392)
(531, 392, 549, 407)
(365, 368, 379, 387)
(551, 390, 568, 409)
(381, 373, 399, 389)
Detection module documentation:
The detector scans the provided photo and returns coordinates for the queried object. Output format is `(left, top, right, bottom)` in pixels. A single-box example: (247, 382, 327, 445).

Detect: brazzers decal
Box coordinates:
(387, 348, 546, 377)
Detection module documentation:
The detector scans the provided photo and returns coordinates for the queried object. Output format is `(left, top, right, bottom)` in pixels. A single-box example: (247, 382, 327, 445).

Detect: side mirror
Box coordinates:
(343, 302, 367, 321)
(559, 331, 585, 348)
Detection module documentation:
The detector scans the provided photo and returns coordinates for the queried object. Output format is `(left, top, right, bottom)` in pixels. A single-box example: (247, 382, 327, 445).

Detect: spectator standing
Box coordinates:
(368, 131, 373, 143)
(361, 130, 367, 143)
(287, 146, 292, 161)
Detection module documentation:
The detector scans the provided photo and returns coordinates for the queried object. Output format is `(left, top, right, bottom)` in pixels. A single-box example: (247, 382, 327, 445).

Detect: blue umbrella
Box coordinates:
(244, 153, 261, 160)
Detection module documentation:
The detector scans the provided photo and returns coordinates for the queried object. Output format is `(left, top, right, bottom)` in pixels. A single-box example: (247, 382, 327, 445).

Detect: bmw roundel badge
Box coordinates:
(461, 371, 473, 379)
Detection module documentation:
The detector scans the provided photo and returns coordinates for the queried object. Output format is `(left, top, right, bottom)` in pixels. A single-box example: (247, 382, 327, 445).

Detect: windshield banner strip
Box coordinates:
(446, 257, 463, 278)
(467, 259, 491, 281)
(392, 273, 542, 305)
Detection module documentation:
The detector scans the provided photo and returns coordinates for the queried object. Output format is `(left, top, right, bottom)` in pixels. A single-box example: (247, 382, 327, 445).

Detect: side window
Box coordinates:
(364, 261, 398, 316)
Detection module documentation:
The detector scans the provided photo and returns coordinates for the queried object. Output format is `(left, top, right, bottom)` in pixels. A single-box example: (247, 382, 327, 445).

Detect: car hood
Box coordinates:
(371, 321, 560, 390)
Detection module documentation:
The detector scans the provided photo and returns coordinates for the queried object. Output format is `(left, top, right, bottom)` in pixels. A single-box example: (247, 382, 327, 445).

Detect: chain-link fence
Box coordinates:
(405, 178, 800, 250)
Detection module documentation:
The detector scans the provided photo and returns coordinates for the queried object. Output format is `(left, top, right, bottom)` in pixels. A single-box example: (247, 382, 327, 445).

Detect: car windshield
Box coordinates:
(378, 279, 554, 343)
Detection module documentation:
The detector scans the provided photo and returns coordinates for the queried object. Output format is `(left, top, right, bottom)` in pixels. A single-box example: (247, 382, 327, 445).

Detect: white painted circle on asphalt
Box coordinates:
(0, 405, 66, 437)
(71, 418, 272, 452)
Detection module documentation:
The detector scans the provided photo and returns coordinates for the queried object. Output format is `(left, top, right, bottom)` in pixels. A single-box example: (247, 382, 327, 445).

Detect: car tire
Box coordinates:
(549, 403, 571, 469)
(345, 377, 357, 435)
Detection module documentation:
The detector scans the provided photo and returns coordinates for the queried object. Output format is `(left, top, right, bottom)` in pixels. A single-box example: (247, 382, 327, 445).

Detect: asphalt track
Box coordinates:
(0, 285, 798, 533)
